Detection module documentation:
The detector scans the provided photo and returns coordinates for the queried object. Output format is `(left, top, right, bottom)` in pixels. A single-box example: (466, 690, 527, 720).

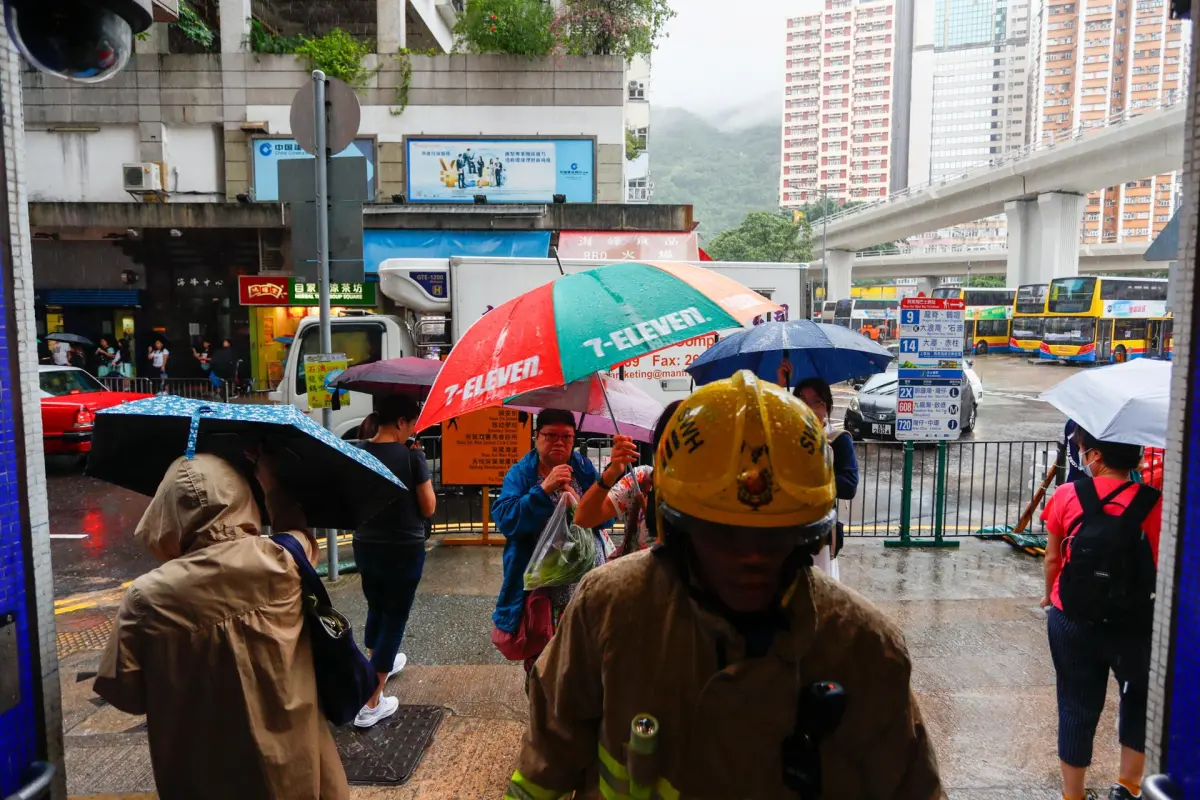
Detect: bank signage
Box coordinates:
(405, 137, 596, 203)
(251, 137, 376, 202)
(238, 276, 377, 307)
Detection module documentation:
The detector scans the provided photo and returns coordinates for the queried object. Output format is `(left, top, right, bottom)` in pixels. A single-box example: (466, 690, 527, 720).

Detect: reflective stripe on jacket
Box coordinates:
(511, 549, 945, 799)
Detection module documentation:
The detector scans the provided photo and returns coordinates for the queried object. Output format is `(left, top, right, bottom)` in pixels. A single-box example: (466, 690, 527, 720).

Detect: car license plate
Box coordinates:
(871, 423, 892, 435)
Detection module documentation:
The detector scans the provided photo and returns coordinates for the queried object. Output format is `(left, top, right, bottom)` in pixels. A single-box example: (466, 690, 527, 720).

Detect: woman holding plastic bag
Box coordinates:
(491, 409, 608, 674)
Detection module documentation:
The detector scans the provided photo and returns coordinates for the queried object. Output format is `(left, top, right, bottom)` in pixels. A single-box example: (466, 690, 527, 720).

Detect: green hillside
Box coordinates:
(649, 107, 782, 242)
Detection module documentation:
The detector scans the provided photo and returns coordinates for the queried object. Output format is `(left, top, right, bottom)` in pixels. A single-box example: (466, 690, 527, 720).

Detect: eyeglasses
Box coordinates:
(539, 431, 575, 443)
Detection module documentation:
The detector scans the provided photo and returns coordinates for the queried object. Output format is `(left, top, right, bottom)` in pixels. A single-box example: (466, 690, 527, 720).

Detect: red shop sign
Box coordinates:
(238, 275, 290, 306)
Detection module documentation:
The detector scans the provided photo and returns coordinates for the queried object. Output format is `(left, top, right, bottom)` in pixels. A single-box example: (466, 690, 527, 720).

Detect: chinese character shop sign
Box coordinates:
(442, 408, 532, 486)
(303, 353, 349, 410)
(896, 297, 966, 441)
(238, 276, 377, 307)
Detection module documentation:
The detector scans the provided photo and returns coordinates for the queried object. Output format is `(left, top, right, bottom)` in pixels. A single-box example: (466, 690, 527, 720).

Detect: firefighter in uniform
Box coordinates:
(507, 370, 944, 800)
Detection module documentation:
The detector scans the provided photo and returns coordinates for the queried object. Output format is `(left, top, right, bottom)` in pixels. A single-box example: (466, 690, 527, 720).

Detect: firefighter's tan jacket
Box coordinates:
(509, 549, 944, 800)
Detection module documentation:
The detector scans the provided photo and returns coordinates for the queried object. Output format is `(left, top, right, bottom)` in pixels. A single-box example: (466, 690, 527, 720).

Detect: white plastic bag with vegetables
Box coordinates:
(523, 495, 598, 590)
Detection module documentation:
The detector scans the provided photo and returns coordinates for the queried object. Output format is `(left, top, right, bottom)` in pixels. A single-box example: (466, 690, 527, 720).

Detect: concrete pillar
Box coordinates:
(915, 276, 940, 296)
(1036, 192, 1086, 283)
(378, 0, 407, 53)
(826, 250, 854, 303)
(1005, 198, 1040, 287)
(219, 0, 252, 53)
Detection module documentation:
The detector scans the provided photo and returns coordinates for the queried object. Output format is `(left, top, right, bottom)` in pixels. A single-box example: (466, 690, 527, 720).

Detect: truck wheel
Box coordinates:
(1114, 345, 1127, 363)
(975, 341, 989, 356)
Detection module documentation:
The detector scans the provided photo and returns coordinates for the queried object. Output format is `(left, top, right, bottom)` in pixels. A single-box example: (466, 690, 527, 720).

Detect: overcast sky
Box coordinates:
(651, 0, 794, 112)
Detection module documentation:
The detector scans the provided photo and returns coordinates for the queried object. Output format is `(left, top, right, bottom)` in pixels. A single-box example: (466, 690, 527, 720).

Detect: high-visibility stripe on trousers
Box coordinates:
(505, 770, 561, 800)
(505, 751, 681, 800)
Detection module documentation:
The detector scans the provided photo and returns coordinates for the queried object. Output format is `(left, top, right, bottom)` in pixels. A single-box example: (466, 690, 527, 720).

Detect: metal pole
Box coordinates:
(899, 440, 913, 542)
(312, 69, 338, 581)
(933, 440, 948, 543)
(822, 188, 829, 302)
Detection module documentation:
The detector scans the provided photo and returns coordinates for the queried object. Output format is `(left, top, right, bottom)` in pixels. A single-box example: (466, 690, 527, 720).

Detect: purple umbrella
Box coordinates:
(506, 375, 665, 443)
(327, 357, 443, 398)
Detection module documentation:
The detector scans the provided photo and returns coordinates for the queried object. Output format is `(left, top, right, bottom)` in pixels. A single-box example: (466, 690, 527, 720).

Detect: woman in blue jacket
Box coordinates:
(490, 409, 605, 672)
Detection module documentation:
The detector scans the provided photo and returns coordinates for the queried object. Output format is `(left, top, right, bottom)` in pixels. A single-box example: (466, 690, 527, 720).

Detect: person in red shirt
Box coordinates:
(1040, 427, 1162, 800)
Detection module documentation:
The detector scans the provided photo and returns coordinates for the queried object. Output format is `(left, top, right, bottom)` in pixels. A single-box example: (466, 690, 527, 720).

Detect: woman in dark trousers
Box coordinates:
(1040, 427, 1161, 800)
(351, 394, 437, 729)
(779, 367, 859, 580)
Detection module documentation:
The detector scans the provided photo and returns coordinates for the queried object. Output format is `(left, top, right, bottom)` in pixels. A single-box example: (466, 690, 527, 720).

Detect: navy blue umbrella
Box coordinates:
(686, 320, 894, 387)
(87, 396, 405, 530)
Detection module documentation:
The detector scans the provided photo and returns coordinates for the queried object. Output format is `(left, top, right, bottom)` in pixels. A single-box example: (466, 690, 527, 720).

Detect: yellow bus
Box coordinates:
(1040, 276, 1168, 363)
(931, 286, 1017, 354)
(1010, 283, 1048, 355)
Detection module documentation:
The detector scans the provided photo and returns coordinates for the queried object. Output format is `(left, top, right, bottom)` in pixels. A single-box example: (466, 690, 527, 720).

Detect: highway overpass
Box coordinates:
(811, 241, 1157, 283)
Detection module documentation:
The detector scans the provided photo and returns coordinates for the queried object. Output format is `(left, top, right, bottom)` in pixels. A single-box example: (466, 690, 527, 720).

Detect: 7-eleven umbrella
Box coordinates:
(415, 261, 778, 432)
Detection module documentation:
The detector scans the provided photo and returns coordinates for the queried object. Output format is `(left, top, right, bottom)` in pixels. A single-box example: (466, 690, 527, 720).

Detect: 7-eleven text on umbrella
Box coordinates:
(582, 307, 711, 358)
(442, 355, 542, 403)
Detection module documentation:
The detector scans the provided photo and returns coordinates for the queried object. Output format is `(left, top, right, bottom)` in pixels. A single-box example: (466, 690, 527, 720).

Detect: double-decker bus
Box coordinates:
(1040, 276, 1168, 363)
(931, 286, 1017, 354)
(832, 298, 899, 340)
(1010, 283, 1048, 355)
(813, 300, 837, 322)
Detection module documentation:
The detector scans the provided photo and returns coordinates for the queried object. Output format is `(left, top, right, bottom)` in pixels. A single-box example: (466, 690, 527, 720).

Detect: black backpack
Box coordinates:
(1059, 479, 1159, 628)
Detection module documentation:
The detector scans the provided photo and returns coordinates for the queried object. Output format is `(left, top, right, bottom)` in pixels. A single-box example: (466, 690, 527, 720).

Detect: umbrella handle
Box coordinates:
(185, 406, 215, 459)
(596, 373, 642, 498)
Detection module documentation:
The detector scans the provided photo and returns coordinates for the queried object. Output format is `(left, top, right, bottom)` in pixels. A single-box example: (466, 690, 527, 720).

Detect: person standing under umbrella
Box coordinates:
(491, 409, 603, 673)
(1040, 427, 1161, 800)
(352, 394, 436, 728)
(574, 401, 682, 557)
(779, 363, 859, 580)
(93, 450, 350, 798)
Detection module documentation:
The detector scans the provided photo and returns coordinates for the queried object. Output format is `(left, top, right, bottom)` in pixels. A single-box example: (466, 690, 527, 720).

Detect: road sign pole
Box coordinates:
(312, 69, 338, 580)
(933, 440, 947, 543)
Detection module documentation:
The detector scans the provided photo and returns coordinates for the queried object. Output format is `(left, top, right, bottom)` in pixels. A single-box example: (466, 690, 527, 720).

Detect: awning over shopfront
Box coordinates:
(363, 230, 551, 273)
(39, 289, 142, 306)
(557, 231, 700, 261)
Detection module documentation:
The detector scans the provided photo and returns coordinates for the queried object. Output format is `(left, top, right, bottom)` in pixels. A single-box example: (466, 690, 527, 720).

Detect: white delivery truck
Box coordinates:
(267, 313, 418, 439)
(379, 256, 810, 407)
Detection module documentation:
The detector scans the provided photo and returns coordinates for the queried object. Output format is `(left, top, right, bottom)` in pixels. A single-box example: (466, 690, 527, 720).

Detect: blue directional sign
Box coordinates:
(897, 298, 966, 441)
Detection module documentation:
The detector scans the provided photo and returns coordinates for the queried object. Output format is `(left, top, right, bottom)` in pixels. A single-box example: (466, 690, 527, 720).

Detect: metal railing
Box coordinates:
(821, 92, 1184, 228)
(413, 435, 1061, 543)
(99, 376, 266, 403)
(842, 439, 1061, 540)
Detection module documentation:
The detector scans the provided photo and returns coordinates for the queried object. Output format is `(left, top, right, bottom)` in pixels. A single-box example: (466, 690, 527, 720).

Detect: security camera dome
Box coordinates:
(6, 0, 152, 83)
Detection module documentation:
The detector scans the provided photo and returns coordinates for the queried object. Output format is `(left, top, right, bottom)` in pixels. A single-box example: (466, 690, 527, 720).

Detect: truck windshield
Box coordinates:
(294, 323, 387, 396)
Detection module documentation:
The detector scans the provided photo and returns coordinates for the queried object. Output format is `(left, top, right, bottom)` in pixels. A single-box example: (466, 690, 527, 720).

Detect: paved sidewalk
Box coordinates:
(57, 538, 1121, 799)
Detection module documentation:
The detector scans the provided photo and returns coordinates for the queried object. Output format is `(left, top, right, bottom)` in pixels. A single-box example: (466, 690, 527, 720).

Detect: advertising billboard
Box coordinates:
(406, 137, 595, 203)
(251, 138, 376, 202)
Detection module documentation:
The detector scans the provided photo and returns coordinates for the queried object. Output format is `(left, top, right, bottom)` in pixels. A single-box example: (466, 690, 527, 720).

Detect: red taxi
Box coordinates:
(39, 366, 153, 456)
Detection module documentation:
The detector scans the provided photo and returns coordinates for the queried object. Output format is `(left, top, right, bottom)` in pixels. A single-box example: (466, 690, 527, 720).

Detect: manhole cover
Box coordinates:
(333, 704, 445, 784)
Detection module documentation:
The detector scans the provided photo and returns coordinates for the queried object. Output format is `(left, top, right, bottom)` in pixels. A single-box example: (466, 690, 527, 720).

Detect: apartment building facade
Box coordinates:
(780, 0, 915, 209)
(1033, 0, 1190, 243)
(908, 0, 1034, 246)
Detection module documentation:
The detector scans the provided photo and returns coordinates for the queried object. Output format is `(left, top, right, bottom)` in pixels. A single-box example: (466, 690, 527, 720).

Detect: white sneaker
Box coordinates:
(354, 694, 399, 728)
(387, 653, 407, 680)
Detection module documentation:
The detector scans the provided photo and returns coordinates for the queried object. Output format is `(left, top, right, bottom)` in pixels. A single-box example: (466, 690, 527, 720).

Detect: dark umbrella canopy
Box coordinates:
(87, 396, 405, 530)
(328, 357, 443, 398)
(686, 320, 894, 387)
(45, 333, 93, 347)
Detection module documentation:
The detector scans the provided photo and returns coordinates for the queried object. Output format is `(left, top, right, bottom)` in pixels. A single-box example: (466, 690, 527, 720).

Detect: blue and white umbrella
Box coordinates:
(686, 320, 895, 388)
(87, 396, 405, 530)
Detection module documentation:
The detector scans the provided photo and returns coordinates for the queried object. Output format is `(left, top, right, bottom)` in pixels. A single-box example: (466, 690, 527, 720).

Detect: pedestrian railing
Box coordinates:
(414, 435, 1063, 544)
(99, 376, 266, 403)
(843, 439, 1062, 541)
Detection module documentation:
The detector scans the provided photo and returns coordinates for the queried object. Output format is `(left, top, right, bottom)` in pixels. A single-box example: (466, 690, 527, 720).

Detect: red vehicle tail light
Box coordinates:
(73, 406, 95, 429)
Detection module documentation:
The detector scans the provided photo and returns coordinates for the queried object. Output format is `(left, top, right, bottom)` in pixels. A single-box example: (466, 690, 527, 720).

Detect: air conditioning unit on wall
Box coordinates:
(123, 163, 163, 194)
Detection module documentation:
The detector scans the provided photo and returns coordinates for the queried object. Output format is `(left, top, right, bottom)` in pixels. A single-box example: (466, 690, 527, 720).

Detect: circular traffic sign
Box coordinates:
(290, 75, 361, 156)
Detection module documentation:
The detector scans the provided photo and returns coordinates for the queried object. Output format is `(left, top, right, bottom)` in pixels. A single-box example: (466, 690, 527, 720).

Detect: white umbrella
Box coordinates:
(1039, 359, 1171, 448)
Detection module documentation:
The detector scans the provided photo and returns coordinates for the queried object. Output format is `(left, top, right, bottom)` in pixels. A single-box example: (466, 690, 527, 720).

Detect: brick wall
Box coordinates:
(0, 26, 64, 798)
(22, 53, 627, 204)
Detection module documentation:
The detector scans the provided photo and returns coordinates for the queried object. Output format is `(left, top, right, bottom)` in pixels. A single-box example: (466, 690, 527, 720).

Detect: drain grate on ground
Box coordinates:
(57, 618, 114, 659)
(334, 704, 445, 784)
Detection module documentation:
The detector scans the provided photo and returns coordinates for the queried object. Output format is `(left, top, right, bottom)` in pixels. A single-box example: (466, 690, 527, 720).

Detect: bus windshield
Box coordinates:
(1048, 277, 1098, 314)
(964, 288, 1016, 308)
(1011, 317, 1044, 340)
(1015, 284, 1048, 314)
(1043, 316, 1096, 345)
(931, 287, 960, 299)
